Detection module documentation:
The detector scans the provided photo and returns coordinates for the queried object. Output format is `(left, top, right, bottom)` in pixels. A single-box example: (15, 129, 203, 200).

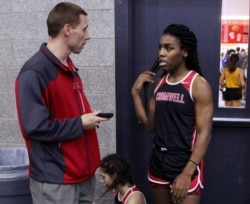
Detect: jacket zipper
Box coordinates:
(73, 77, 91, 175)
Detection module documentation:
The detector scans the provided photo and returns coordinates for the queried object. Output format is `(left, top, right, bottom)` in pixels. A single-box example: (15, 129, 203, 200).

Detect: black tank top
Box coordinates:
(154, 70, 198, 152)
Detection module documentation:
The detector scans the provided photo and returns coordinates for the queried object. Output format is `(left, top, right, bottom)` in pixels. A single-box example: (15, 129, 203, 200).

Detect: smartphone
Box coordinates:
(97, 112, 114, 118)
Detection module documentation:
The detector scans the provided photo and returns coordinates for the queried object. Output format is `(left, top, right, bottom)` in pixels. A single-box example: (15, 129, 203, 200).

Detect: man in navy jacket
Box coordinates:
(15, 2, 110, 204)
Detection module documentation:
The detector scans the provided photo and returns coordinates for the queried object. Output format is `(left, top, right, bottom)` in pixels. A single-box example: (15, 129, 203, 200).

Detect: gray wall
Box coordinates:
(0, 0, 115, 203)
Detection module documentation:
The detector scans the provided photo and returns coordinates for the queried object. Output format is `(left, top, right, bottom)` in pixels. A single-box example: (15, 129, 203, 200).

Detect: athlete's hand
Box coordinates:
(171, 173, 191, 203)
(131, 71, 155, 95)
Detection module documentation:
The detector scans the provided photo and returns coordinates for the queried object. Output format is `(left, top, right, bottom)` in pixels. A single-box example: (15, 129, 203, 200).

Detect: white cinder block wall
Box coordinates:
(0, 0, 115, 203)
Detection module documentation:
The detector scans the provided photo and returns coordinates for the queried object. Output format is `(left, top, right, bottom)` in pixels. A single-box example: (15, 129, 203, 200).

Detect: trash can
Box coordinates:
(0, 147, 32, 204)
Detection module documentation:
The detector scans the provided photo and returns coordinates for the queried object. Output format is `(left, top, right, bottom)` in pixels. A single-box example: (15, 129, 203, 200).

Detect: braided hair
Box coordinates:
(162, 24, 203, 76)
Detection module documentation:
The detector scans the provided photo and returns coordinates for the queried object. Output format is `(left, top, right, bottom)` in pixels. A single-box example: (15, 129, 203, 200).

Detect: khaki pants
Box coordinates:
(30, 176, 96, 204)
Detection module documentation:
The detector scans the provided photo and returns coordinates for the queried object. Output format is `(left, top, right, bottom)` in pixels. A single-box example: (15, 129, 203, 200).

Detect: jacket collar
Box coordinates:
(39, 43, 76, 74)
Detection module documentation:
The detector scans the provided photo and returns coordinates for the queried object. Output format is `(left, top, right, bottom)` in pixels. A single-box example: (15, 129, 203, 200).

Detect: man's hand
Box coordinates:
(81, 111, 111, 129)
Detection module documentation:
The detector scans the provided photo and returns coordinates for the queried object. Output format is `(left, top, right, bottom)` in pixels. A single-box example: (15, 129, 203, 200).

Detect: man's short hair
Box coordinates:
(47, 2, 88, 38)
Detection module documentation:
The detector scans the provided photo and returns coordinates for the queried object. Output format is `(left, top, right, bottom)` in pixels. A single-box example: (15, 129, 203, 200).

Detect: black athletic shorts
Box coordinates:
(149, 146, 196, 182)
(223, 87, 242, 100)
(148, 146, 204, 194)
